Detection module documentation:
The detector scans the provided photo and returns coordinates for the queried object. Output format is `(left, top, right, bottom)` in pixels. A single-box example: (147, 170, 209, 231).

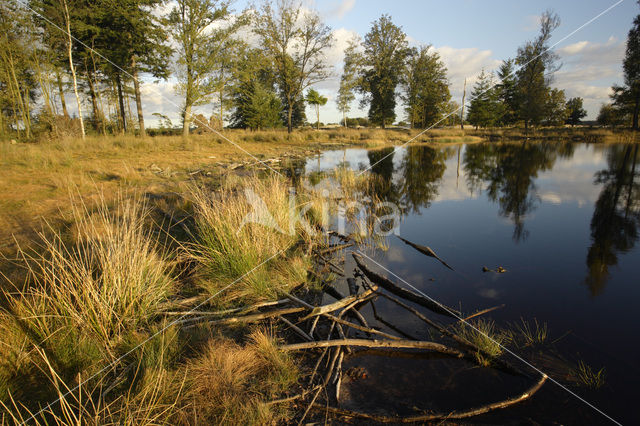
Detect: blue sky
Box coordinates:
(138, 0, 634, 125)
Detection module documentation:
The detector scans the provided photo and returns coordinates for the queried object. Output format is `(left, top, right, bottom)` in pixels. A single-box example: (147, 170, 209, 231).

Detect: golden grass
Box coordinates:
(456, 319, 511, 366)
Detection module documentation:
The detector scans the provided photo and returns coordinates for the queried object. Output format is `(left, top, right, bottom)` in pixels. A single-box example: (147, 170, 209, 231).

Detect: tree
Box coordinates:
(168, 0, 239, 137)
(543, 88, 567, 126)
(60, 0, 84, 139)
(233, 80, 282, 130)
(597, 103, 629, 128)
(306, 88, 327, 130)
(565, 97, 587, 126)
(466, 69, 502, 128)
(358, 15, 409, 128)
(337, 36, 360, 127)
(614, 3, 640, 129)
(515, 10, 561, 129)
(253, 0, 333, 133)
(401, 45, 450, 129)
(496, 59, 518, 125)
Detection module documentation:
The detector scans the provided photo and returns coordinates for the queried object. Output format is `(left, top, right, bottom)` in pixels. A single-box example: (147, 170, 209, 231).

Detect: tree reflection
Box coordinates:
(463, 142, 558, 242)
(585, 144, 640, 296)
(397, 145, 452, 213)
(367, 147, 398, 204)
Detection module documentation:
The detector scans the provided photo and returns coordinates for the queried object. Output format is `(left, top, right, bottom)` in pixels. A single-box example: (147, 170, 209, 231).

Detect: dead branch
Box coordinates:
(311, 373, 547, 422)
(279, 316, 314, 342)
(299, 286, 378, 321)
(280, 338, 465, 358)
(397, 236, 454, 271)
(182, 306, 306, 329)
(352, 253, 460, 318)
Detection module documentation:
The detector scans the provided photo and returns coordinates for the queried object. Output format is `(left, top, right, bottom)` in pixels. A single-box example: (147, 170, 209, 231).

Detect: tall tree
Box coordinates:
(358, 15, 408, 128)
(254, 0, 333, 133)
(401, 45, 450, 129)
(60, 0, 85, 139)
(168, 0, 238, 137)
(515, 10, 561, 129)
(305, 88, 327, 130)
(565, 96, 587, 126)
(336, 36, 360, 127)
(466, 69, 502, 128)
(496, 59, 518, 125)
(614, 3, 640, 129)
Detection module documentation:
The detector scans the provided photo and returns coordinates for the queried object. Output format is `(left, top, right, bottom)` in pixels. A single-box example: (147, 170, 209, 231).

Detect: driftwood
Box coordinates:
(183, 306, 306, 329)
(352, 253, 460, 318)
(280, 338, 465, 358)
(311, 373, 547, 423)
(299, 286, 378, 321)
(397, 236, 454, 271)
(320, 242, 354, 255)
(279, 316, 313, 342)
(376, 291, 525, 377)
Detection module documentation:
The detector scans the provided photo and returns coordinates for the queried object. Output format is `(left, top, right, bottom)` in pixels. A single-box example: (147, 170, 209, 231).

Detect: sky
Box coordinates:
(136, 0, 636, 126)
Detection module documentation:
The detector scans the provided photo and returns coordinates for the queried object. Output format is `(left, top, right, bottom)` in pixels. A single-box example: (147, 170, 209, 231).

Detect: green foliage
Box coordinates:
(543, 88, 568, 126)
(336, 36, 360, 125)
(253, 0, 332, 132)
(306, 88, 327, 129)
(565, 97, 587, 125)
(496, 59, 518, 125)
(597, 103, 629, 127)
(467, 69, 503, 128)
(612, 4, 640, 129)
(402, 45, 451, 128)
(358, 14, 409, 128)
(515, 10, 561, 129)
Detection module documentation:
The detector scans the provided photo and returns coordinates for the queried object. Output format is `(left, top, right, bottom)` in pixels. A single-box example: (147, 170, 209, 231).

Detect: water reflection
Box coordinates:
(463, 142, 561, 242)
(585, 144, 640, 295)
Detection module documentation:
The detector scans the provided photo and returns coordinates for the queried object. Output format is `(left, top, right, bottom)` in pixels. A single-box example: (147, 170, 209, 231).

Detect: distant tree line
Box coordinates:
(1, 1, 638, 141)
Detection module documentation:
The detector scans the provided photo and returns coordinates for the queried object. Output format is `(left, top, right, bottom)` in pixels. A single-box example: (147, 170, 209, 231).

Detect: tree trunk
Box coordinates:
(62, 0, 84, 139)
(56, 71, 69, 118)
(633, 92, 639, 130)
(115, 73, 127, 133)
(316, 104, 320, 130)
(287, 97, 293, 133)
(131, 57, 145, 136)
(86, 69, 100, 131)
(183, 103, 191, 137)
(460, 78, 466, 130)
(343, 110, 346, 128)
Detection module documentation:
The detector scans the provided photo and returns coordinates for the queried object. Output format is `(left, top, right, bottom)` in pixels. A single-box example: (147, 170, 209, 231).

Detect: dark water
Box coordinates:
(304, 142, 640, 425)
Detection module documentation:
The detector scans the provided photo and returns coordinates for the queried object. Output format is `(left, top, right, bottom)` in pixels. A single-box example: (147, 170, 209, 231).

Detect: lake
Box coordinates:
(302, 142, 639, 425)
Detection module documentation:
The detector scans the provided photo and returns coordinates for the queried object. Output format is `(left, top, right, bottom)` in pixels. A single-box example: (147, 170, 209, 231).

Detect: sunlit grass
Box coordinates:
(456, 319, 511, 366)
(573, 361, 606, 389)
(511, 318, 548, 347)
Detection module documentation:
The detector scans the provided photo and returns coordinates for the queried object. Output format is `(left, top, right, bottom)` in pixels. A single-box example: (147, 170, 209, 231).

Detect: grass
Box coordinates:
(511, 318, 548, 347)
(573, 361, 606, 389)
(189, 174, 323, 306)
(456, 319, 511, 366)
(0, 180, 312, 424)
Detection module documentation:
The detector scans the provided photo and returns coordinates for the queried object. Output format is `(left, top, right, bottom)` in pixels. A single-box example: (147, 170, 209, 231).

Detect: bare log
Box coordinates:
(311, 374, 547, 422)
(280, 338, 465, 358)
(397, 236, 454, 270)
(352, 253, 459, 318)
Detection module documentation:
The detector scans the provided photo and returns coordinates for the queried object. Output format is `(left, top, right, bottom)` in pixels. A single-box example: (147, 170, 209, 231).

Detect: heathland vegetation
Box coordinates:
(1, 1, 639, 424)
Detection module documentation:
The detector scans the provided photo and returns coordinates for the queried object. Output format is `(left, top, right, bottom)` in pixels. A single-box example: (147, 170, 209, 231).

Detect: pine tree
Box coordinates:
(613, 2, 640, 129)
(467, 70, 502, 128)
(306, 88, 327, 130)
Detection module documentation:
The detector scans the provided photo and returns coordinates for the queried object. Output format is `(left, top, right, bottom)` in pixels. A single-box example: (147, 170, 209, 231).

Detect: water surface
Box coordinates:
(303, 142, 639, 424)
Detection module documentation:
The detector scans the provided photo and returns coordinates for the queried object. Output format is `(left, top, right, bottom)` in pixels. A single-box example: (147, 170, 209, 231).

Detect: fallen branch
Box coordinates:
(280, 338, 465, 358)
(183, 306, 306, 329)
(397, 236, 454, 271)
(299, 286, 378, 321)
(311, 373, 547, 422)
(352, 253, 459, 318)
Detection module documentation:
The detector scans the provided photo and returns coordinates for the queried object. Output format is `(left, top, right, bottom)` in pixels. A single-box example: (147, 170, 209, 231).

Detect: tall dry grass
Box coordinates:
(189, 174, 323, 306)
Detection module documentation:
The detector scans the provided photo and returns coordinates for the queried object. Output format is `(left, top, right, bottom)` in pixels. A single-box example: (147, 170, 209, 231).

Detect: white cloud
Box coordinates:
(327, 0, 356, 20)
(553, 36, 625, 119)
(523, 14, 541, 32)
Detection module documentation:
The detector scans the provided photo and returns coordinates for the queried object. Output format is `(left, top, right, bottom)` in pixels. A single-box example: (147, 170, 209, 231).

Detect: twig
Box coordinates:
(182, 306, 306, 329)
(279, 316, 314, 342)
(311, 374, 548, 422)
